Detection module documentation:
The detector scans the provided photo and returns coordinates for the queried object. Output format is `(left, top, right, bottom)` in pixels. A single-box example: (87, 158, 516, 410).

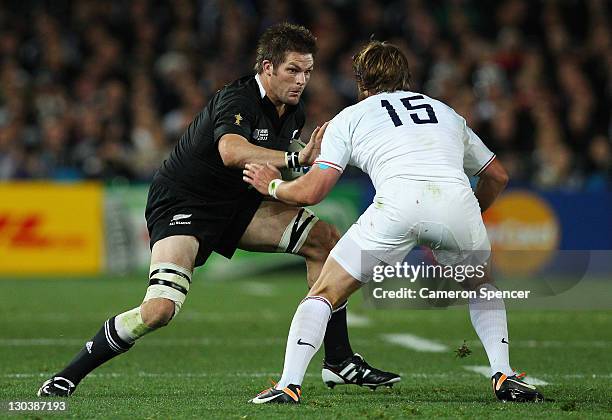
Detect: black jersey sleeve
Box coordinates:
(213, 91, 255, 143)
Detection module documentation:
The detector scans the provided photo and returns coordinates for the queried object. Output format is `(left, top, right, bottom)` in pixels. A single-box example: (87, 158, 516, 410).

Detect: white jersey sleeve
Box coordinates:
(313, 112, 352, 173)
(462, 121, 495, 177)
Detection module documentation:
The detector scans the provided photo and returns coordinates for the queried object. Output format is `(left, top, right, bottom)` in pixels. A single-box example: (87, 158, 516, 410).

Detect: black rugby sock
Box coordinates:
(323, 302, 354, 364)
(56, 316, 133, 384)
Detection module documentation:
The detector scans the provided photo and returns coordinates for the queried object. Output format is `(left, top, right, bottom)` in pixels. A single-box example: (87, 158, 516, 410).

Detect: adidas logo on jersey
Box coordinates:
(252, 128, 269, 142)
(86, 341, 93, 354)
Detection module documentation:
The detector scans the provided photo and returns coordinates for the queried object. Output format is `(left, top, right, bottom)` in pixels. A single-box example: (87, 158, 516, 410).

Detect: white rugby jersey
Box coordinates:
(314, 91, 495, 190)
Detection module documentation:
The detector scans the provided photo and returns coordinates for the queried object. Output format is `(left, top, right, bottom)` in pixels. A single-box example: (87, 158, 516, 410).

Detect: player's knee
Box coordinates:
(141, 298, 175, 329)
(303, 221, 339, 260)
(142, 262, 192, 326)
(317, 222, 340, 257)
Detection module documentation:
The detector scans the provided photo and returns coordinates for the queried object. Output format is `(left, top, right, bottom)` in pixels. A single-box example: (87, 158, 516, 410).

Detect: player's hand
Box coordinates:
(299, 122, 329, 166)
(243, 163, 281, 195)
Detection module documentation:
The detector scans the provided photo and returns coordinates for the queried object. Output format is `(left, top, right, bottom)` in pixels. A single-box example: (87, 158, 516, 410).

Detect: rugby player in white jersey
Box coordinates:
(243, 41, 545, 404)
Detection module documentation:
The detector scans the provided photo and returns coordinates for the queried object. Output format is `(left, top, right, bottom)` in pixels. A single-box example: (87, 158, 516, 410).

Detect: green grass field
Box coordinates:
(1, 271, 611, 419)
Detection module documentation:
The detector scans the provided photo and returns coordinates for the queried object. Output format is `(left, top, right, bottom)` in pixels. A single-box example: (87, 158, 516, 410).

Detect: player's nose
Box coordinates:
(296, 72, 306, 85)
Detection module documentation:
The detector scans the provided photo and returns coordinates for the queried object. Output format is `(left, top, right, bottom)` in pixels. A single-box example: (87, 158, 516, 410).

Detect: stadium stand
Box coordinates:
(0, 0, 610, 189)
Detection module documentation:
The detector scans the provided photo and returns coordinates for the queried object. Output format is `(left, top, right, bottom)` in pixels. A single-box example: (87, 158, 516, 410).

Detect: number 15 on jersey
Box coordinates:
(381, 95, 438, 126)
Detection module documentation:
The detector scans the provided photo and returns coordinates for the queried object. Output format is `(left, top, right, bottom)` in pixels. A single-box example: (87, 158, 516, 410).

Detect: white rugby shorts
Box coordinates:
(330, 180, 491, 283)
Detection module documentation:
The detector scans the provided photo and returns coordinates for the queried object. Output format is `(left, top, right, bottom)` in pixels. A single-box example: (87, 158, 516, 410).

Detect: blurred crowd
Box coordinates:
(0, 0, 610, 190)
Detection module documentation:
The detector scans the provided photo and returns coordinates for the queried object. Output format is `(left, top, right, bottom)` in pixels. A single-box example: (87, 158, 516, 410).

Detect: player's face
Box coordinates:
(268, 52, 313, 106)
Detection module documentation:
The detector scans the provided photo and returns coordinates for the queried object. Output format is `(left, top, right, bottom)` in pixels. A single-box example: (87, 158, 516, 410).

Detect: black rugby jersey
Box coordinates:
(156, 75, 305, 201)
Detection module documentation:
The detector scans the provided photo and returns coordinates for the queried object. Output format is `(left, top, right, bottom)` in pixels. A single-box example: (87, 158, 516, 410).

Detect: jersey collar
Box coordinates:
(254, 73, 266, 99)
(253, 73, 298, 127)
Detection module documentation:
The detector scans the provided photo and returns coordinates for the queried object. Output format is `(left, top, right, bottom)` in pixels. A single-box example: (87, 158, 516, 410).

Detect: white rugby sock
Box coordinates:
(114, 307, 153, 344)
(469, 283, 513, 376)
(276, 296, 332, 389)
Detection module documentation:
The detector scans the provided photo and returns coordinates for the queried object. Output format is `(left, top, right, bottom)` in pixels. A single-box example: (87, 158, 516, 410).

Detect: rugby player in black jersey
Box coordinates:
(38, 23, 399, 398)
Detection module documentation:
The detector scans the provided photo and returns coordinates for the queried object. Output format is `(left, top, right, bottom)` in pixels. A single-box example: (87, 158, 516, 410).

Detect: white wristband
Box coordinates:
(268, 179, 285, 199)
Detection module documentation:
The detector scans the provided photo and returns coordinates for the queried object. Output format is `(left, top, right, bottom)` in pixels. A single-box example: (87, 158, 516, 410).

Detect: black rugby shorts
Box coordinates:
(145, 178, 261, 267)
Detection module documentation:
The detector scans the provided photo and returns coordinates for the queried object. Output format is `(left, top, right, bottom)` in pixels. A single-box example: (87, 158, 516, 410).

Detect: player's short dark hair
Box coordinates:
(254, 23, 317, 73)
(352, 41, 412, 94)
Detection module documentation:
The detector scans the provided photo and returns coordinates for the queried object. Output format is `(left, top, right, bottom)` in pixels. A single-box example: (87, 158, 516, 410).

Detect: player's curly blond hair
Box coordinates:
(352, 41, 412, 94)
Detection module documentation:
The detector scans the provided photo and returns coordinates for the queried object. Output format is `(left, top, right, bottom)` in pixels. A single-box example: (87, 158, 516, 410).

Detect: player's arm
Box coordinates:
(218, 134, 285, 168)
(243, 163, 342, 206)
(473, 158, 509, 212)
(218, 124, 326, 169)
(461, 120, 508, 212)
(213, 89, 325, 169)
(244, 112, 348, 203)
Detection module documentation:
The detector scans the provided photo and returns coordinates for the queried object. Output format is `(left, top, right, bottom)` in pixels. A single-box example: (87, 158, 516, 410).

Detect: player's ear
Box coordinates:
(262, 60, 274, 77)
(357, 88, 370, 101)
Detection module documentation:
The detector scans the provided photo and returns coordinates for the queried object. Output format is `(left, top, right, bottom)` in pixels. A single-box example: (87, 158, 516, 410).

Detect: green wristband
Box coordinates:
(268, 179, 285, 199)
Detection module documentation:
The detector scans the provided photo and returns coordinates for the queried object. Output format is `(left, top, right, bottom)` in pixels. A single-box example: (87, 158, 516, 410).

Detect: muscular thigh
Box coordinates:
(150, 235, 199, 271)
(237, 200, 311, 253)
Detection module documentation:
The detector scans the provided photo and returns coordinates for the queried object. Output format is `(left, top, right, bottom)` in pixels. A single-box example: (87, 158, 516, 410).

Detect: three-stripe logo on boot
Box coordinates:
(340, 363, 371, 382)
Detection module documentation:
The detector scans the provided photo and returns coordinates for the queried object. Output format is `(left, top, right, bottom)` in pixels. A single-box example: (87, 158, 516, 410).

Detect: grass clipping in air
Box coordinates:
(455, 340, 472, 358)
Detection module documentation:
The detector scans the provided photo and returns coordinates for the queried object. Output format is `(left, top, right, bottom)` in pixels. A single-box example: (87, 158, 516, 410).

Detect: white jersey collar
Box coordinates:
(254, 73, 266, 99)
